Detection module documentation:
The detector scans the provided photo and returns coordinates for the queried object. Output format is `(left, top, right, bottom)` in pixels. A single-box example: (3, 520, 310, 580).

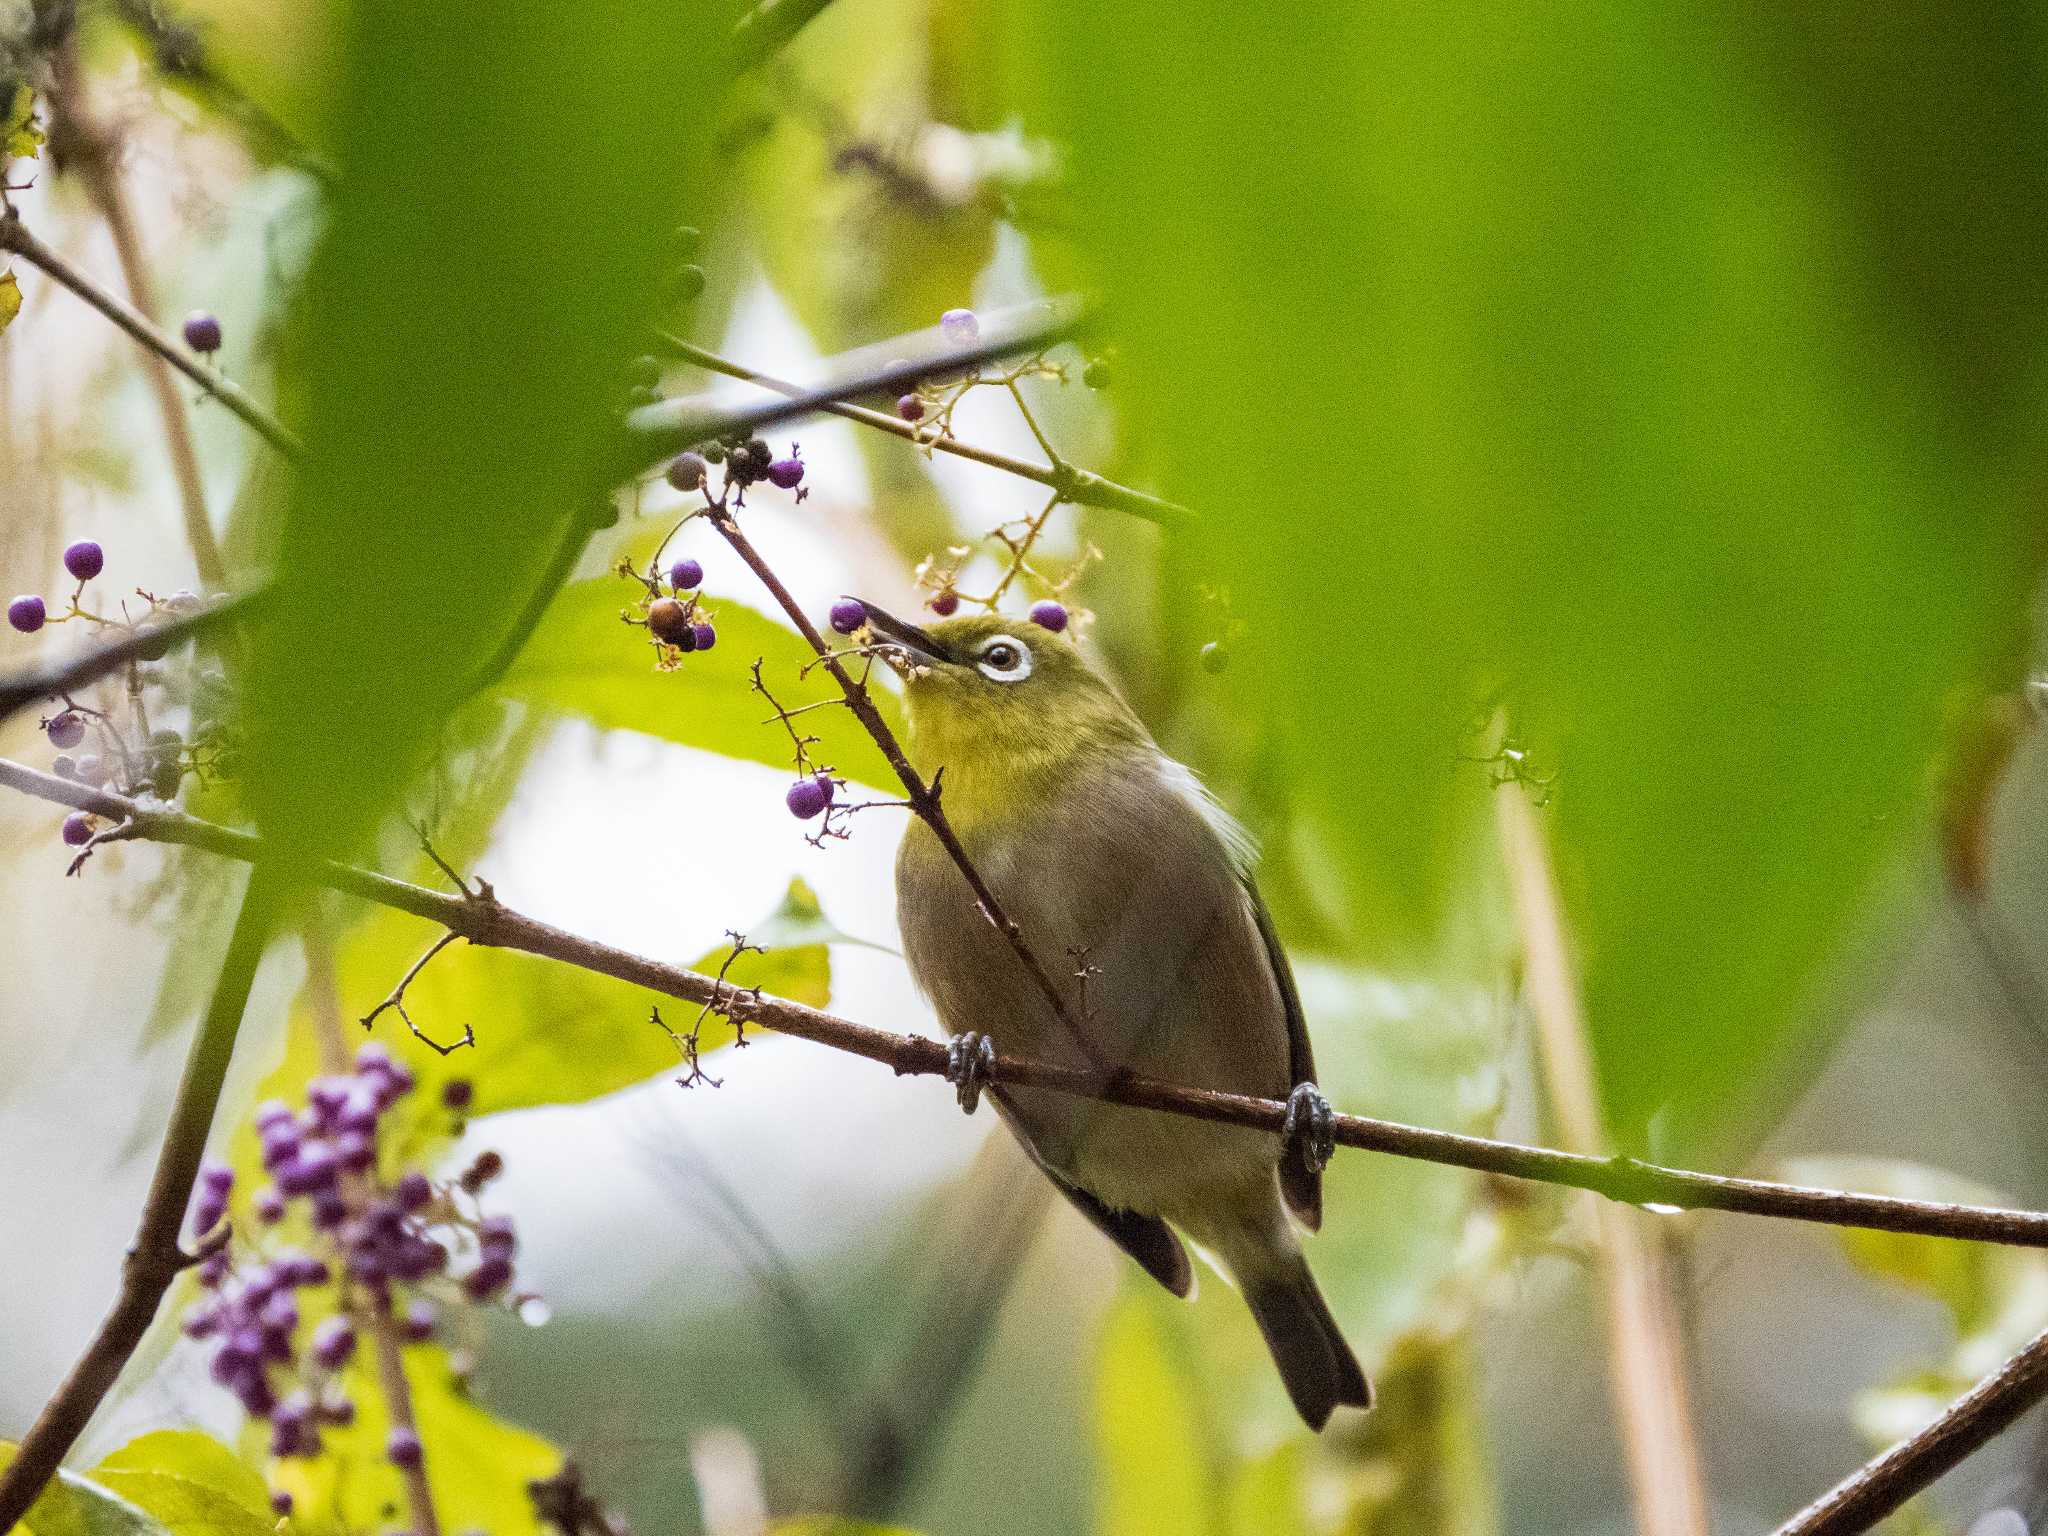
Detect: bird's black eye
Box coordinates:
(974, 637, 1033, 682)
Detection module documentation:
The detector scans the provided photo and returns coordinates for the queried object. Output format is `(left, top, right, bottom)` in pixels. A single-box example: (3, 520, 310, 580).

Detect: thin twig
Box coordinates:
(11, 758, 2048, 1253)
(359, 931, 476, 1055)
(1772, 1323, 2048, 1536)
(658, 335, 1192, 530)
(1500, 783, 1710, 1536)
(0, 867, 282, 1530)
(0, 213, 304, 460)
(707, 512, 1105, 1068)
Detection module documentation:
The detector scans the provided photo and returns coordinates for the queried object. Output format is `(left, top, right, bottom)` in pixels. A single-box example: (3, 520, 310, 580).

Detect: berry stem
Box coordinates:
(0, 868, 284, 1532)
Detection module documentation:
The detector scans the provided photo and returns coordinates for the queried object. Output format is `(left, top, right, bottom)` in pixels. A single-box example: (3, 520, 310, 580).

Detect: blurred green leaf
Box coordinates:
(1222, 1442, 1310, 1536)
(1026, 0, 2048, 1154)
(0, 1450, 168, 1536)
(237, 0, 719, 868)
(495, 577, 903, 791)
(92, 1433, 272, 1536)
(770, 1521, 927, 1536)
(746, 875, 897, 955)
(1094, 1294, 1215, 1536)
(265, 1345, 559, 1535)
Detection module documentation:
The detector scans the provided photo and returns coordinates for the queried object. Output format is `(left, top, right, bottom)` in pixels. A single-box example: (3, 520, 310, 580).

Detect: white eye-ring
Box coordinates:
(975, 635, 1033, 683)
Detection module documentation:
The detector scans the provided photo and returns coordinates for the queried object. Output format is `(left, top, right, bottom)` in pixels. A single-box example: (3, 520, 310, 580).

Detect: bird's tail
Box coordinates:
(1242, 1252, 1372, 1430)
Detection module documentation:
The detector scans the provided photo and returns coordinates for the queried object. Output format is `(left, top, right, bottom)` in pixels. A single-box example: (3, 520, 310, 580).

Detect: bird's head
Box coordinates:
(854, 602, 1149, 804)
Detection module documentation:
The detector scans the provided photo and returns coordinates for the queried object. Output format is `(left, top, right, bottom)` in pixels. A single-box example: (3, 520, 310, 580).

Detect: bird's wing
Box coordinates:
(991, 1086, 1194, 1298)
(1246, 878, 1323, 1231)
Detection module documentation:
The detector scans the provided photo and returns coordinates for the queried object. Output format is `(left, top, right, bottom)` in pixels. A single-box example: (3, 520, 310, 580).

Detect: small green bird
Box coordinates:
(867, 603, 1371, 1429)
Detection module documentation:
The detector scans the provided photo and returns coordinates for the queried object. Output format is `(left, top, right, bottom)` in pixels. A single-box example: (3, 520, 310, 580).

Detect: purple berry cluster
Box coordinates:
(180, 1043, 519, 1468)
(10, 538, 108, 634)
(644, 552, 717, 656)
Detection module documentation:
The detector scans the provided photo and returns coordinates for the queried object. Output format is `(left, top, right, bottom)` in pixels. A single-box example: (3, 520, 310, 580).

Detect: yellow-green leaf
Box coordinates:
(495, 578, 902, 791)
(0, 269, 21, 338)
(0, 1449, 169, 1536)
(1094, 1294, 1214, 1536)
(94, 1432, 271, 1526)
(266, 1346, 558, 1535)
(4, 83, 44, 160)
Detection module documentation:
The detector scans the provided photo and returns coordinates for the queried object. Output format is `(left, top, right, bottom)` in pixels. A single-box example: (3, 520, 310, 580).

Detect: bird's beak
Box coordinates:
(852, 600, 952, 667)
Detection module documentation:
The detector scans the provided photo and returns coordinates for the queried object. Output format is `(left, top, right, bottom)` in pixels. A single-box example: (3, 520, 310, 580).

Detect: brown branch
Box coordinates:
(1771, 1323, 2048, 1536)
(658, 335, 1193, 531)
(10, 757, 2048, 1256)
(0, 866, 281, 1530)
(706, 512, 1105, 1068)
(0, 213, 304, 461)
(359, 931, 477, 1056)
(1500, 784, 1709, 1536)
(621, 299, 1092, 482)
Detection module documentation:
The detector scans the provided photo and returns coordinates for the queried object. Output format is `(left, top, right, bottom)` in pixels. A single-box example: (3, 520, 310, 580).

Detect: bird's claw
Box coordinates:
(1283, 1082, 1336, 1174)
(946, 1032, 997, 1115)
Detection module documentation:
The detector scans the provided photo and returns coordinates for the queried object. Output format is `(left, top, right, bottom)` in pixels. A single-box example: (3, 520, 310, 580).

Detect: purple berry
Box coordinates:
(828, 598, 866, 635)
(46, 711, 85, 749)
(665, 453, 707, 493)
(813, 772, 836, 809)
(939, 308, 980, 345)
(442, 1078, 473, 1111)
(668, 557, 703, 590)
(182, 1303, 220, 1339)
(72, 752, 104, 785)
(929, 591, 959, 617)
(396, 1171, 433, 1212)
(270, 1490, 293, 1517)
(62, 540, 103, 581)
(183, 311, 222, 353)
(201, 1161, 235, 1194)
(254, 1098, 294, 1128)
(316, 1394, 355, 1425)
(766, 456, 804, 489)
(356, 1042, 393, 1074)
(691, 622, 716, 651)
(61, 812, 93, 847)
(336, 1129, 376, 1173)
(1029, 600, 1068, 633)
(197, 1250, 229, 1288)
(785, 777, 828, 820)
(192, 1193, 227, 1235)
(387, 1427, 424, 1469)
(51, 754, 75, 779)
(254, 1187, 286, 1224)
(9, 594, 45, 632)
(311, 1315, 356, 1369)
(896, 394, 925, 423)
(463, 1256, 514, 1301)
(400, 1300, 436, 1343)
(259, 1292, 299, 1337)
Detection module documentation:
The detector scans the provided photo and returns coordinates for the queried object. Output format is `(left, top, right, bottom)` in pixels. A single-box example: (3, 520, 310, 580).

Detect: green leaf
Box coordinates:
(94, 1432, 271, 1526)
(235, 0, 722, 869)
(1026, 0, 2048, 1155)
(5, 83, 44, 160)
(266, 1346, 559, 1536)
(744, 875, 897, 956)
(496, 577, 904, 792)
(1094, 1294, 1215, 1536)
(0, 1451, 169, 1536)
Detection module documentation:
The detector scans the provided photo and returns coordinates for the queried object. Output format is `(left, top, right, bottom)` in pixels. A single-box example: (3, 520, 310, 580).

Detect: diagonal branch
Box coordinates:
(0, 588, 265, 724)
(0, 866, 282, 1530)
(10, 756, 2048, 1256)
(707, 512, 1106, 1069)
(0, 213, 305, 461)
(1772, 1323, 2048, 1536)
(659, 335, 1193, 530)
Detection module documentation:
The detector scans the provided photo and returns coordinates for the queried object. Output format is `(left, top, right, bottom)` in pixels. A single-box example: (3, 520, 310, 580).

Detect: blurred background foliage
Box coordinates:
(2, 0, 2048, 1533)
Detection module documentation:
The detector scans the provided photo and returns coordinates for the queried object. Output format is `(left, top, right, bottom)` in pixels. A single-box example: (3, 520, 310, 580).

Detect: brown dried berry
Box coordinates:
(648, 598, 694, 646)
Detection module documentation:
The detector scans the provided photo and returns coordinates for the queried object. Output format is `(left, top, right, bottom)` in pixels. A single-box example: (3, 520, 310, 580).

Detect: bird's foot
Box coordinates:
(945, 1032, 997, 1115)
(1283, 1082, 1336, 1174)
